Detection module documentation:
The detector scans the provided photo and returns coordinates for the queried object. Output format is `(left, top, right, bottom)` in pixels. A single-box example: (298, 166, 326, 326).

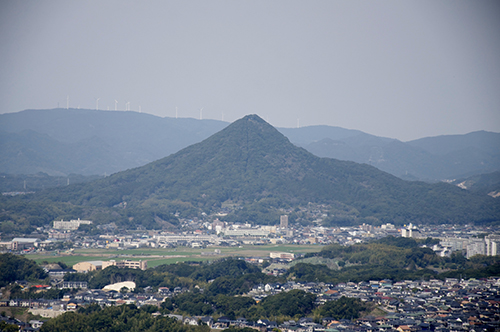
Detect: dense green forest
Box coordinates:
(0, 320, 20, 332)
(1, 115, 498, 233)
(162, 289, 368, 322)
(319, 296, 368, 320)
(0, 253, 47, 287)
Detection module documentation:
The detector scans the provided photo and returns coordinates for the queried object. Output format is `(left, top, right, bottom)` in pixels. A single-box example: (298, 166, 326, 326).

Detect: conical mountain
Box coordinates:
(43, 114, 499, 225)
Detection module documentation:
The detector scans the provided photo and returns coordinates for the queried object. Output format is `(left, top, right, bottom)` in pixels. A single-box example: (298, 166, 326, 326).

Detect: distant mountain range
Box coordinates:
(28, 115, 498, 228)
(283, 128, 500, 182)
(450, 171, 500, 198)
(1, 109, 499, 183)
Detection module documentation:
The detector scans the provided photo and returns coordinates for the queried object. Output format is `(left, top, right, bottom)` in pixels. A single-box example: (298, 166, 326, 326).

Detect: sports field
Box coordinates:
(25, 244, 323, 268)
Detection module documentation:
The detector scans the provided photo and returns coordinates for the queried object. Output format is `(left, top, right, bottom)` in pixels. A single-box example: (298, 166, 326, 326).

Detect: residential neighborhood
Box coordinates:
(1, 215, 500, 331)
(2, 275, 500, 331)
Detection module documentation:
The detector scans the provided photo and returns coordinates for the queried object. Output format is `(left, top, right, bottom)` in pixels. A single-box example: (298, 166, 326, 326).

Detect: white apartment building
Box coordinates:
(103, 259, 147, 271)
(467, 240, 486, 258)
(53, 218, 92, 230)
(486, 234, 500, 256)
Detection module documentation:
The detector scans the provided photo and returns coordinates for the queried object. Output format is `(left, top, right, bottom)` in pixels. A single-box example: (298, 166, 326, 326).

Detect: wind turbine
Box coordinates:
(115, 100, 118, 111)
(96, 98, 100, 110)
(200, 107, 203, 120)
(176, 106, 178, 119)
(126, 101, 130, 111)
(67, 95, 69, 109)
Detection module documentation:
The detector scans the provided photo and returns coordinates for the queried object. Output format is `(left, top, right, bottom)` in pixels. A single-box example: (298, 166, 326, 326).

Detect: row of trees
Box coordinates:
(163, 290, 368, 323)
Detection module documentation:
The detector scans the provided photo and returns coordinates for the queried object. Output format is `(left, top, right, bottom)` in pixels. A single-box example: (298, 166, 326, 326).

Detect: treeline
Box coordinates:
(40, 303, 210, 332)
(1, 170, 498, 232)
(4, 238, 500, 295)
(162, 290, 369, 323)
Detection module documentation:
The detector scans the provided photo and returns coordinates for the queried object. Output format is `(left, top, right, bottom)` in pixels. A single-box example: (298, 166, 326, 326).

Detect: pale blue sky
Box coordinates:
(1, 0, 499, 141)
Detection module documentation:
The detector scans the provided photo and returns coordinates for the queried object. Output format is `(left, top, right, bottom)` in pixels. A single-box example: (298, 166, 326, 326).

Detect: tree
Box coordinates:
(0, 321, 19, 332)
(0, 253, 48, 287)
(260, 290, 316, 318)
(319, 296, 369, 320)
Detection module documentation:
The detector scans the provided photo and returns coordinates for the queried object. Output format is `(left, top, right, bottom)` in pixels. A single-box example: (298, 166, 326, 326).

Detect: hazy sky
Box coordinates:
(1, 0, 499, 141)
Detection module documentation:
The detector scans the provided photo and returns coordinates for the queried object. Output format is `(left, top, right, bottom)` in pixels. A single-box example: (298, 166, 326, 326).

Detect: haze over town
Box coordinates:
(1, 2, 500, 331)
(1, 0, 500, 141)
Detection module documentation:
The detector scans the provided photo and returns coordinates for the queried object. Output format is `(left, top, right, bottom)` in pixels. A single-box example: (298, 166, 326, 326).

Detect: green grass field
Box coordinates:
(25, 244, 323, 268)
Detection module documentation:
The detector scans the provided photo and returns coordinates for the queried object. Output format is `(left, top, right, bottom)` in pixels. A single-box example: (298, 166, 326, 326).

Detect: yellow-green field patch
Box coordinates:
(25, 244, 323, 268)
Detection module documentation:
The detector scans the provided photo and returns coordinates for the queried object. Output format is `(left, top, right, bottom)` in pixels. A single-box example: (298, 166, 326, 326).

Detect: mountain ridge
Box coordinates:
(0, 108, 228, 175)
(35, 114, 499, 227)
(1, 109, 499, 182)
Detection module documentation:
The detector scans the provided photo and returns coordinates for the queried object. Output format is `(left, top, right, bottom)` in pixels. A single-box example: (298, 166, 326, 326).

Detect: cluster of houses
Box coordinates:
(243, 278, 500, 331)
(0, 315, 43, 332)
(22, 289, 166, 318)
(3, 277, 499, 331)
(173, 277, 500, 331)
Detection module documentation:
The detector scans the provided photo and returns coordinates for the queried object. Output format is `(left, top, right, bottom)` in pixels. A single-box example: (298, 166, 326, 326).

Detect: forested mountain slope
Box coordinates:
(36, 115, 499, 226)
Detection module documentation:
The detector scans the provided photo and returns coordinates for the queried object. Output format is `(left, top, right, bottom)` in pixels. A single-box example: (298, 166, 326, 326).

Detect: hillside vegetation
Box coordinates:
(294, 237, 500, 283)
(1, 115, 499, 232)
(0, 253, 48, 287)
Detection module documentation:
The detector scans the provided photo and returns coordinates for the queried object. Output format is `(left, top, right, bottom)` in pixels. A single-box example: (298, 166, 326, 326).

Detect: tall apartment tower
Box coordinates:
(486, 234, 500, 256)
(466, 240, 486, 259)
(280, 215, 288, 229)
